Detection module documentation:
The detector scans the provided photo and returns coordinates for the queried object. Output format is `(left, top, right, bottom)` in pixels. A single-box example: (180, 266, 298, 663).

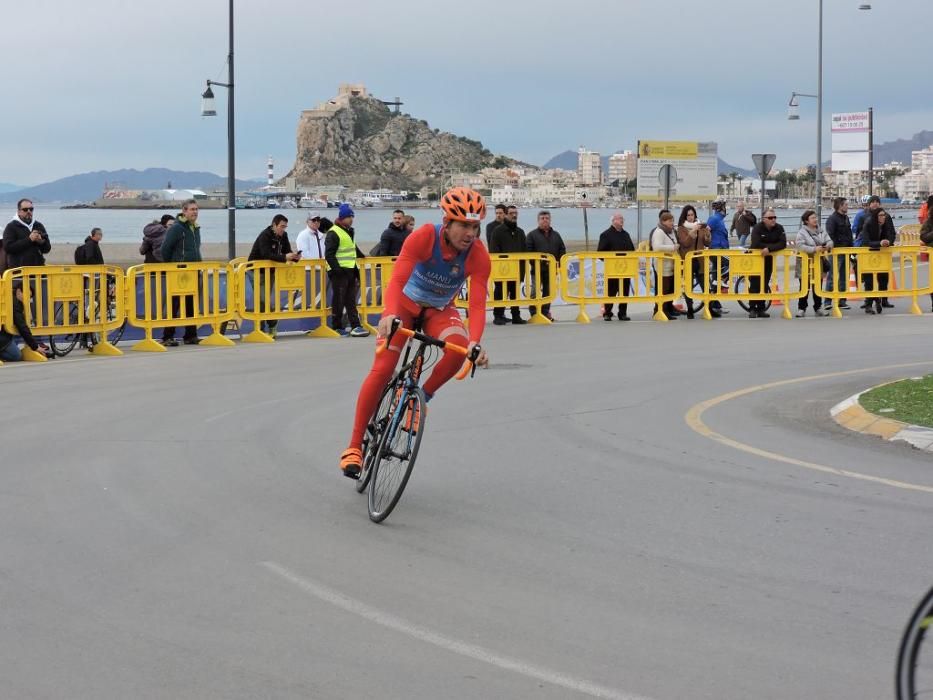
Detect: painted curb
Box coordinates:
(831, 387, 933, 452)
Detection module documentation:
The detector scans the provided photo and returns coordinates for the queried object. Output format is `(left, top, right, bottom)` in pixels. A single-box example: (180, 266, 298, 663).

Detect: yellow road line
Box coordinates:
(684, 361, 933, 495)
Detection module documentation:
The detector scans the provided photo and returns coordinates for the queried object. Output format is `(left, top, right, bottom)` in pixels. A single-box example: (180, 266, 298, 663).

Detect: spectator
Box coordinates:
(824, 197, 853, 310)
(74, 227, 105, 265)
(676, 205, 711, 319)
(159, 199, 203, 346)
(248, 213, 300, 336)
(525, 210, 565, 320)
(861, 208, 895, 314)
(649, 211, 680, 319)
(730, 201, 757, 248)
(403, 214, 416, 233)
(325, 203, 369, 337)
(0, 279, 52, 360)
(794, 210, 832, 317)
(374, 209, 409, 257)
(920, 208, 933, 311)
(488, 204, 527, 325)
(919, 195, 931, 225)
(485, 203, 506, 242)
(140, 214, 173, 263)
(858, 196, 896, 308)
(852, 198, 873, 246)
(707, 200, 730, 316)
(295, 213, 325, 260)
(597, 212, 635, 321)
(747, 207, 787, 318)
(3, 199, 51, 269)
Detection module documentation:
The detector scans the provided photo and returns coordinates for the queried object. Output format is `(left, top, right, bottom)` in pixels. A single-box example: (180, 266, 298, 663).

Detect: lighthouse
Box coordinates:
(267, 156, 274, 187)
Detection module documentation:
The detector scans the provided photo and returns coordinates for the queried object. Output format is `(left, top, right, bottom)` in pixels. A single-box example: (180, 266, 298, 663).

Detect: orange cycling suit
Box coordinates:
(344, 222, 491, 466)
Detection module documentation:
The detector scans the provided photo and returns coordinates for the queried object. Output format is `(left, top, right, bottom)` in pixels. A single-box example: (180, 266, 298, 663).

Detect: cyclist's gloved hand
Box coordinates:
(377, 314, 399, 339)
(468, 342, 488, 369)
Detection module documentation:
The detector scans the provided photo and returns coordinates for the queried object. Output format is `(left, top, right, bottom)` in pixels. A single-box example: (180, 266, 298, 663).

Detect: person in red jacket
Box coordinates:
(339, 188, 491, 479)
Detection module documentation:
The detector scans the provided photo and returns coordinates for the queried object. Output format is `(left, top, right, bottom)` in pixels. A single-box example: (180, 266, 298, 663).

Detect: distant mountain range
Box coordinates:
(0, 168, 264, 204)
(541, 149, 757, 179)
(0, 182, 23, 193)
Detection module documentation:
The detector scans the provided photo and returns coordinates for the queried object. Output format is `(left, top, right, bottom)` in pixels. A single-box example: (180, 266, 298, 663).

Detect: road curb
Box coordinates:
(831, 387, 933, 452)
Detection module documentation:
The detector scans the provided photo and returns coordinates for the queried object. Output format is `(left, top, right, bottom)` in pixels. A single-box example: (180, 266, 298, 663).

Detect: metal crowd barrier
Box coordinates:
(683, 249, 806, 320)
(2, 265, 126, 359)
(125, 262, 236, 351)
(897, 224, 922, 246)
(357, 256, 397, 333)
(815, 247, 928, 317)
(560, 251, 682, 322)
(234, 259, 337, 341)
(456, 253, 557, 325)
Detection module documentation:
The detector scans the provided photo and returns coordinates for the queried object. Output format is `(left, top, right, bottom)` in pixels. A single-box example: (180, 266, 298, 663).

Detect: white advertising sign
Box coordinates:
(832, 151, 871, 172)
(831, 110, 870, 172)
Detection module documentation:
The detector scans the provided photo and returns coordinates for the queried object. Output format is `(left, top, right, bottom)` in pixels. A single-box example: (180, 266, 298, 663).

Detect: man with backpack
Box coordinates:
(74, 228, 104, 265)
(140, 214, 173, 263)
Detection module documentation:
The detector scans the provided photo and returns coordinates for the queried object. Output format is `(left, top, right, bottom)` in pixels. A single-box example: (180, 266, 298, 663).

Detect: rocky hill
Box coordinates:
(287, 94, 517, 189)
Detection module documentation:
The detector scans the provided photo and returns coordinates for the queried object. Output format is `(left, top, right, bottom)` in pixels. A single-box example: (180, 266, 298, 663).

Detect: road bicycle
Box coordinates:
(49, 279, 126, 357)
(355, 317, 480, 523)
(896, 584, 933, 698)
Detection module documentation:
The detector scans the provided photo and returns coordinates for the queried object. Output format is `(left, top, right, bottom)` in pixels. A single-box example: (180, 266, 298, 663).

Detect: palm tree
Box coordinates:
(728, 171, 738, 198)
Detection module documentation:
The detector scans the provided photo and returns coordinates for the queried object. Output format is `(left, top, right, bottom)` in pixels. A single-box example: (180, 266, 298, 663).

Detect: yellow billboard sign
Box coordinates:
(638, 141, 698, 159)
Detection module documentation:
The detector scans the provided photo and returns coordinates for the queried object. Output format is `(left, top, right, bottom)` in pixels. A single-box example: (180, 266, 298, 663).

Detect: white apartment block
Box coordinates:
(910, 146, 933, 173)
(607, 151, 636, 184)
(577, 147, 603, 186)
(895, 170, 931, 201)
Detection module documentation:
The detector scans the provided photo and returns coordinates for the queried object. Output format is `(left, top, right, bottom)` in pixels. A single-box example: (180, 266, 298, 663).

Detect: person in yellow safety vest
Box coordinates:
(324, 203, 370, 337)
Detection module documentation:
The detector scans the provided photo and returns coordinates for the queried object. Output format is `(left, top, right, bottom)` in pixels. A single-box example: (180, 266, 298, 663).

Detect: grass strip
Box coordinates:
(860, 375, 933, 429)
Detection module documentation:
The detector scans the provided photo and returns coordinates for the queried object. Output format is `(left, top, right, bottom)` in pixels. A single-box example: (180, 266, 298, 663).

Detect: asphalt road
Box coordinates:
(2, 300, 932, 699)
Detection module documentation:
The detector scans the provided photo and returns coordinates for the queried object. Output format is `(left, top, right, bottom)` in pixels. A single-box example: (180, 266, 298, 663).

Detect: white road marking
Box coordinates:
(261, 561, 653, 700)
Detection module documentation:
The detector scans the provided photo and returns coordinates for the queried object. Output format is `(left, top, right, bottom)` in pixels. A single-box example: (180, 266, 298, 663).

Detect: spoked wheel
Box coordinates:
(356, 376, 401, 494)
(897, 586, 933, 699)
(733, 276, 773, 313)
(49, 304, 80, 357)
(368, 386, 426, 523)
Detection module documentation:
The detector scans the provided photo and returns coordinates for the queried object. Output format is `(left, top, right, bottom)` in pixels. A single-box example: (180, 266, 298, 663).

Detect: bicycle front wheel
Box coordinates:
(356, 375, 401, 494)
(897, 585, 933, 699)
(368, 386, 426, 523)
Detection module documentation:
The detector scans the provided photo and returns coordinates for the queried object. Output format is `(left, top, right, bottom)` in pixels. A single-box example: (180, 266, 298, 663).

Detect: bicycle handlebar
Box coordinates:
(375, 318, 481, 380)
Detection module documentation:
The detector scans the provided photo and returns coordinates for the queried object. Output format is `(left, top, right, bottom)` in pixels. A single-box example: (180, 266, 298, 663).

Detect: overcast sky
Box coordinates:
(1, 0, 928, 185)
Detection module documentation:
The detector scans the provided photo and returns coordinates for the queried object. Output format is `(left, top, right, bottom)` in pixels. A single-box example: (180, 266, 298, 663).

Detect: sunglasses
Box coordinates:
(20, 207, 34, 212)
(764, 216, 777, 220)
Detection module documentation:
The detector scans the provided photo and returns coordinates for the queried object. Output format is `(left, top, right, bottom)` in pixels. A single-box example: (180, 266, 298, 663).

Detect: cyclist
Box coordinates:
(339, 187, 491, 479)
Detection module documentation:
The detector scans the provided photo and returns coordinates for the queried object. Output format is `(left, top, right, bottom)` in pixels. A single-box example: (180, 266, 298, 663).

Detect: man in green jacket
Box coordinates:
(160, 199, 202, 346)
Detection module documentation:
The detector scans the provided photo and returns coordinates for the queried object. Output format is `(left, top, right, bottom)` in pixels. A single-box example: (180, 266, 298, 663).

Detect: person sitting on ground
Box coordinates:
(597, 212, 635, 321)
(140, 215, 173, 263)
(794, 210, 832, 317)
(649, 211, 680, 319)
(747, 207, 786, 319)
(0, 279, 52, 361)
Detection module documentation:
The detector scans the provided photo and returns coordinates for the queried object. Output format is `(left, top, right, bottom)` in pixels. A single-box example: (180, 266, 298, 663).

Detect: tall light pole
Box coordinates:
(201, 0, 236, 260)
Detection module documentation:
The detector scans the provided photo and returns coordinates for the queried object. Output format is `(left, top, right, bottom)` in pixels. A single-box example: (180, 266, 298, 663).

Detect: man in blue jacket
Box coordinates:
(706, 200, 730, 316)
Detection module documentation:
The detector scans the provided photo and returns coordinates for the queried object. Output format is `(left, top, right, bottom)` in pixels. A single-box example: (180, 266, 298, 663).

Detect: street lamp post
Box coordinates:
(201, 0, 236, 260)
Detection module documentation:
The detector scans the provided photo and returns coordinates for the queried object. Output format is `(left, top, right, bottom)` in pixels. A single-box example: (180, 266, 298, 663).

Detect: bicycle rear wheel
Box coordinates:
(897, 585, 933, 699)
(356, 375, 401, 494)
(49, 304, 80, 357)
(368, 386, 426, 523)
(733, 276, 773, 313)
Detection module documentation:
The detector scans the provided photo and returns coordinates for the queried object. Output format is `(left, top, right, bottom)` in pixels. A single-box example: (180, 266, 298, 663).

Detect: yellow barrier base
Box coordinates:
(90, 341, 122, 357)
(22, 347, 49, 362)
(702, 305, 713, 321)
(201, 332, 236, 347)
(575, 305, 591, 324)
(528, 313, 551, 325)
(132, 338, 167, 353)
(652, 309, 669, 322)
(909, 299, 923, 315)
(361, 319, 378, 335)
(243, 329, 274, 343)
(308, 324, 341, 338)
(781, 303, 793, 320)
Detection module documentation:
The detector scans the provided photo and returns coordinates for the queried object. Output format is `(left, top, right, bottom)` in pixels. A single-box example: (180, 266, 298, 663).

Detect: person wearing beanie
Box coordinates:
(324, 204, 369, 337)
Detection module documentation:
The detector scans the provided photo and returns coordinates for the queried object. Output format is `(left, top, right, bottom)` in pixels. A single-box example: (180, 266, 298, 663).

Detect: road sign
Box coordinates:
(752, 154, 776, 179)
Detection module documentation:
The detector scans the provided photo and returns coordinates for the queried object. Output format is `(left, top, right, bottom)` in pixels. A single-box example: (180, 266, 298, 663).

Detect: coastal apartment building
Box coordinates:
(608, 151, 636, 185)
(577, 147, 603, 186)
